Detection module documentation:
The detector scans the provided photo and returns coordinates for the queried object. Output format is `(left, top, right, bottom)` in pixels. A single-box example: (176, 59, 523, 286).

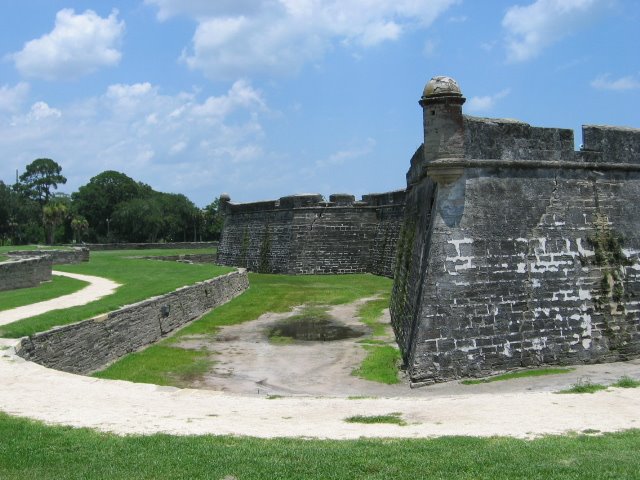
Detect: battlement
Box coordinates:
(217, 189, 406, 277)
(580, 124, 640, 164)
(463, 115, 575, 162)
(223, 190, 406, 214)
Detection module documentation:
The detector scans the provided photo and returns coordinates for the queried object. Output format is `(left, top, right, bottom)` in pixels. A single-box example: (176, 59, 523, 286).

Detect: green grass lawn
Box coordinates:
(0, 275, 89, 312)
(0, 413, 638, 479)
(94, 273, 393, 386)
(0, 249, 231, 338)
(461, 368, 575, 385)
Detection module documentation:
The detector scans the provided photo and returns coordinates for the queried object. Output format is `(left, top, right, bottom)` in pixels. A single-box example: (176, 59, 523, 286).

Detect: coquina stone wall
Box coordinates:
(391, 76, 640, 385)
(8, 247, 89, 265)
(0, 256, 52, 292)
(137, 253, 218, 263)
(16, 269, 248, 374)
(73, 242, 218, 251)
(217, 192, 405, 277)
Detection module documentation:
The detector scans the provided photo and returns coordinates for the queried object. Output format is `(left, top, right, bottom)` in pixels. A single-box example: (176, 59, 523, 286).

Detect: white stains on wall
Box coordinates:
(445, 238, 475, 275)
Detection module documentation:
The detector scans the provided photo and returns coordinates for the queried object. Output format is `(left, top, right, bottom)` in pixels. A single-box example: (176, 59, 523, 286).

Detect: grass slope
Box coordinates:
(461, 368, 574, 385)
(352, 294, 401, 384)
(0, 249, 231, 338)
(94, 273, 393, 386)
(0, 275, 89, 312)
(0, 413, 638, 479)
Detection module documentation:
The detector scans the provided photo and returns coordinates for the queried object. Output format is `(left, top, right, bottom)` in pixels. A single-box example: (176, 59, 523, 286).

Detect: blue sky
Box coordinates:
(0, 0, 638, 206)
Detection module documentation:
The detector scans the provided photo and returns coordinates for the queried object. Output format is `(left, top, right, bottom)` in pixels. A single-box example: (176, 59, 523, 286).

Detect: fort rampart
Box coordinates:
(16, 269, 248, 374)
(217, 191, 405, 278)
(392, 76, 640, 384)
(216, 75, 640, 384)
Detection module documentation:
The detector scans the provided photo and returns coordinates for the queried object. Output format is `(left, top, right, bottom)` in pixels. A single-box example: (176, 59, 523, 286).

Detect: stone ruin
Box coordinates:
(217, 75, 640, 384)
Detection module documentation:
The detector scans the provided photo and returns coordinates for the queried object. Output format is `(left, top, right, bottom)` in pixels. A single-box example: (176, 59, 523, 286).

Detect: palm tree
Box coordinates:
(42, 202, 68, 245)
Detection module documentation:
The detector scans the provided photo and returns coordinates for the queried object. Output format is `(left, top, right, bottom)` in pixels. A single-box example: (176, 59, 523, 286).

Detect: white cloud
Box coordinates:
(0, 81, 267, 205)
(10, 9, 124, 80)
(502, 0, 612, 62)
(149, 0, 459, 79)
(0, 83, 30, 112)
(145, 0, 267, 21)
(466, 89, 511, 113)
(28, 102, 62, 121)
(591, 74, 640, 91)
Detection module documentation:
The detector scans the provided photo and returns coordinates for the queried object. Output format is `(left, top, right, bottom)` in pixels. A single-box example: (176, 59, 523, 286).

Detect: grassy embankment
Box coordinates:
(0, 248, 231, 338)
(0, 412, 638, 479)
(94, 273, 394, 386)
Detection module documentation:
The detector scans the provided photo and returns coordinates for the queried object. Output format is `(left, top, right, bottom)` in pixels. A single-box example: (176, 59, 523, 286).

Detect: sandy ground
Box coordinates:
(0, 271, 121, 325)
(0, 294, 639, 439)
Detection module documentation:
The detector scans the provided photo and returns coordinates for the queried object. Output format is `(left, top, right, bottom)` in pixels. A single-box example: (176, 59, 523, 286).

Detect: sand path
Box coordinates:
(0, 271, 120, 325)
(1, 335, 639, 439)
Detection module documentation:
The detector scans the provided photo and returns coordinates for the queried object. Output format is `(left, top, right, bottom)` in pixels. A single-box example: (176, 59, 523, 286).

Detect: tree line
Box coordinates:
(0, 159, 224, 245)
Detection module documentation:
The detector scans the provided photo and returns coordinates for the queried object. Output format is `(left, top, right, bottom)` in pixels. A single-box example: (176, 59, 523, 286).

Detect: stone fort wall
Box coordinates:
(217, 74, 640, 383)
(217, 191, 405, 278)
(392, 76, 640, 384)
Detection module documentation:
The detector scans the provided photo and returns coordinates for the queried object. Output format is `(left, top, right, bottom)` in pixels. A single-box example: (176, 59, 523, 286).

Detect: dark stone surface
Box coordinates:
(217, 191, 406, 278)
(391, 77, 640, 384)
(0, 256, 52, 292)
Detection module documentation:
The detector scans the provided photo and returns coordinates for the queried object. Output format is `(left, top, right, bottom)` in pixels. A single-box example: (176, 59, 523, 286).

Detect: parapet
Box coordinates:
(329, 194, 356, 205)
(581, 124, 640, 164)
(361, 190, 406, 207)
(278, 194, 324, 209)
(463, 115, 575, 162)
(223, 190, 407, 214)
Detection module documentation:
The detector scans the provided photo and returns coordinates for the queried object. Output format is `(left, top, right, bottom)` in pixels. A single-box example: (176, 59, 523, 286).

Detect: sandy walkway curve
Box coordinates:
(0, 271, 121, 326)
(0, 339, 638, 439)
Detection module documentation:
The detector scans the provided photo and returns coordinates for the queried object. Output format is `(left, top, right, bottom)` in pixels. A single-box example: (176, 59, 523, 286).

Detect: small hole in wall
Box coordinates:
(431, 110, 435, 116)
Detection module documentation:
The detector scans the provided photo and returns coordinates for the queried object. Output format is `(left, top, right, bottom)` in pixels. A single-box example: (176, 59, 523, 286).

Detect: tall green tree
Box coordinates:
(72, 171, 143, 241)
(202, 197, 224, 241)
(42, 202, 68, 245)
(18, 158, 67, 206)
(70, 216, 89, 243)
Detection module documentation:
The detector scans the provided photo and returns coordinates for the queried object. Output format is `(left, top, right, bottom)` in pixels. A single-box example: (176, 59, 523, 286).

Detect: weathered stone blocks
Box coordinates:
(8, 247, 89, 265)
(391, 75, 640, 385)
(217, 192, 405, 278)
(16, 269, 249, 374)
(0, 256, 52, 292)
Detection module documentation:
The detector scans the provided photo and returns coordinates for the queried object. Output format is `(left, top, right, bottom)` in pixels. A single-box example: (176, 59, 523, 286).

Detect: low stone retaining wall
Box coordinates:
(0, 256, 52, 292)
(8, 247, 89, 265)
(16, 269, 248, 374)
(71, 242, 219, 251)
(137, 254, 218, 264)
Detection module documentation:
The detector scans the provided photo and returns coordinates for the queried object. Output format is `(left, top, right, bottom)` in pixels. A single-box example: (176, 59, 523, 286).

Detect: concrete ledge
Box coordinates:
(16, 269, 249, 374)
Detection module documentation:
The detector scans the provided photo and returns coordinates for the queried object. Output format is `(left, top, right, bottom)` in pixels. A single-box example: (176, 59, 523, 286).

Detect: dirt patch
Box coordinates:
(174, 297, 412, 397)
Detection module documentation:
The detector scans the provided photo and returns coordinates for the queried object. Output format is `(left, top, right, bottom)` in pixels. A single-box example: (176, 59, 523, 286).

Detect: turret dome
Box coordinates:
(422, 76, 462, 98)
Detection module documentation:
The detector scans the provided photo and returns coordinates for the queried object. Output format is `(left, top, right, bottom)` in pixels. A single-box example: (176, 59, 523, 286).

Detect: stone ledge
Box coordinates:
(15, 269, 249, 374)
